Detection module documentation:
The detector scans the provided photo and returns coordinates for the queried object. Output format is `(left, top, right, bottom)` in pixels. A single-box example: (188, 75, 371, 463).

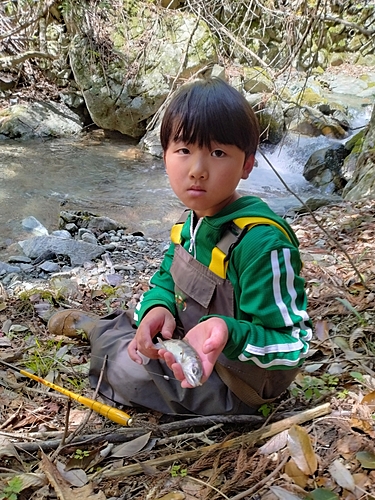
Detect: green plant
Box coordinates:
(74, 449, 90, 460)
(25, 338, 64, 378)
(290, 374, 339, 401)
(75, 328, 88, 341)
(258, 403, 274, 417)
(0, 477, 23, 500)
(170, 464, 187, 477)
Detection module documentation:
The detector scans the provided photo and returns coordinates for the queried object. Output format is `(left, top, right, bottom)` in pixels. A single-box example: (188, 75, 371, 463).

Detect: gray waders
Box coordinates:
(89, 244, 298, 415)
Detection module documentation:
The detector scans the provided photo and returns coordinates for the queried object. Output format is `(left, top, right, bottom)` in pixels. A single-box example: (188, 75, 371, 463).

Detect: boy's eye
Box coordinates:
(212, 149, 225, 158)
(178, 148, 190, 155)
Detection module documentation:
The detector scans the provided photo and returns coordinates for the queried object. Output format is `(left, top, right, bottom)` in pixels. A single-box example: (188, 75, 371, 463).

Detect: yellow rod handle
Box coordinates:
(19, 368, 132, 426)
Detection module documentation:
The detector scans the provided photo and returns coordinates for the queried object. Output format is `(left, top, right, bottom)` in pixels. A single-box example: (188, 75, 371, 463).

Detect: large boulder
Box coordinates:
(0, 101, 83, 139)
(303, 143, 350, 194)
(69, 3, 217, 138)
(343, 105, 375, 200)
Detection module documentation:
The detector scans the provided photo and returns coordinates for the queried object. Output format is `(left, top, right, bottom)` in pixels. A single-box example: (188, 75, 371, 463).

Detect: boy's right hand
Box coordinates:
(128, 307, 176, 363)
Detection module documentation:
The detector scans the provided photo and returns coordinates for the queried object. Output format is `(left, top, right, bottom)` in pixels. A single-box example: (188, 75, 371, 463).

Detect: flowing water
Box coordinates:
(0, 104, 371, 261)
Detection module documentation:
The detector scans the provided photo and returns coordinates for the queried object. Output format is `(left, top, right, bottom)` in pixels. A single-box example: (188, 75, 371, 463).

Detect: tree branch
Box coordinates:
(0, 51, 57, 69)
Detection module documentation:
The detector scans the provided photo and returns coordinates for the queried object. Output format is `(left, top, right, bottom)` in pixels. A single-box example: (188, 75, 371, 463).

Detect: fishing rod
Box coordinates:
(0, 359, 132, 426)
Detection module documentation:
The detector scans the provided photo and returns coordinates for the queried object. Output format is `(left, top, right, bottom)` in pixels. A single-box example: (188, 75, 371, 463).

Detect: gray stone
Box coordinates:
(38, 261, 60, 273)
(51, 230, 72, 239)
(0, 261, 21, 274)
(18, 236, 105, 266)
(8, 255, 32, 264)
(0, 101, 83, 139)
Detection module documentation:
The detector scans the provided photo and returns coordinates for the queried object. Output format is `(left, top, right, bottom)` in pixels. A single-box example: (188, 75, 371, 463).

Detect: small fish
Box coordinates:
(156, 337, 203, 387)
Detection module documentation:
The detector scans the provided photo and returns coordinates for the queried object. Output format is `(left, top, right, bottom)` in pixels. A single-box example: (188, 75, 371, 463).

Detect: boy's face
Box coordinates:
(164, 140, 255, 218)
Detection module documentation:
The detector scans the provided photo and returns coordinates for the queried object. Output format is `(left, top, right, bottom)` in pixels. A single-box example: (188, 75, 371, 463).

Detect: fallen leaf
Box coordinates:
(328, 460, 355, 492)
(308, 488, 340, 499)
(314, 320, 330, 341)
(361, 391, 375, 407)
(284, 458, 308, 488)
(111, 432, 151, 458)
(40, 452, 105, 499)
(259, 430, 288, 455)
(356, 450, 375, 469)
(287, 425, 317, 475)
(0, 436, 23, 463)
(157, 493, 185, 500)
(57, 461, 87, 487)
(269, 485, 302, 499)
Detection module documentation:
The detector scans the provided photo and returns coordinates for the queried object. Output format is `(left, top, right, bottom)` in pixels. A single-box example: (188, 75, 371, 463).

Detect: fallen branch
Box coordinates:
(98, 403, 331, 479)
(0, 51, 56, 69)
(14, 414, 264, 453)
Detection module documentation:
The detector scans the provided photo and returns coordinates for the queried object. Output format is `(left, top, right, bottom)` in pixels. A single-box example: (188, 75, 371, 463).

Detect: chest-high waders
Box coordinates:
(88, 214, 299, 415)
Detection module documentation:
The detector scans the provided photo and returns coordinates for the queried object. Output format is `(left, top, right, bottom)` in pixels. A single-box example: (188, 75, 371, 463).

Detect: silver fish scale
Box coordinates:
(156, 337, 203, 387)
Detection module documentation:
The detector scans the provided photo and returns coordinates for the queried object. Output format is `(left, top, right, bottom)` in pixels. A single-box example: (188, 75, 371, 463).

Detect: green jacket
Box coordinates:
(134, 196, 312, 370)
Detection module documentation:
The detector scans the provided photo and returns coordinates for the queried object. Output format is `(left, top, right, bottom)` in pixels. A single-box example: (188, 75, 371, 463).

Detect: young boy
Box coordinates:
(52, 77, 312, 415)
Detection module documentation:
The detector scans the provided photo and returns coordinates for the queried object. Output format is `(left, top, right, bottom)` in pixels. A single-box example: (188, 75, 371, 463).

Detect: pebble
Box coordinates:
(0, 216, 168, 314)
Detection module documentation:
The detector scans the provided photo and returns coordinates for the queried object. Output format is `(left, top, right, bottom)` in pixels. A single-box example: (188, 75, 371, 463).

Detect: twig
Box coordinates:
(187, 475, 230, 499)
(15, 414, 264, 453)
(0, 405, 22, 430)
(157, 423, 223, 446)
(97, 403, 331, 479)
(229, 452, 289, 500)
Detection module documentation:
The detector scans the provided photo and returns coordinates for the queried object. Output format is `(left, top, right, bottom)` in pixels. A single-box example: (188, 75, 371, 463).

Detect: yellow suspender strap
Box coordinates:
(170, 210, 190, 244)
(209, 217, 292, 279)
(170, 223, 183, 244)
(170, 214, 291, 279)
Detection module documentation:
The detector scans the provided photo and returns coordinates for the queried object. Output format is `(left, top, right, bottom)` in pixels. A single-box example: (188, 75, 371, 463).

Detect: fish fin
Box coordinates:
(155, 336, 165, 349)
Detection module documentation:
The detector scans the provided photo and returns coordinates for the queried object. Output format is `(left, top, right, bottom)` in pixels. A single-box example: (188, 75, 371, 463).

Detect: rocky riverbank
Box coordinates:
(0, 211, 168, 329)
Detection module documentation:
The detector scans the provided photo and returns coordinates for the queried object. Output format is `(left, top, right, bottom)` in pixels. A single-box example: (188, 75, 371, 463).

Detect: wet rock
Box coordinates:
(303, 144, 350, 194)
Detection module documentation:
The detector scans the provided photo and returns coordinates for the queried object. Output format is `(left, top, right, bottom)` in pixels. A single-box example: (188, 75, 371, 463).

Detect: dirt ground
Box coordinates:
(0, 198, 375, 500)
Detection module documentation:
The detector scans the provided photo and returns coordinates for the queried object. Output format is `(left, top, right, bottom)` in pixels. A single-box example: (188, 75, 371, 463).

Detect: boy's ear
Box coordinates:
(241, 155, 255, 179)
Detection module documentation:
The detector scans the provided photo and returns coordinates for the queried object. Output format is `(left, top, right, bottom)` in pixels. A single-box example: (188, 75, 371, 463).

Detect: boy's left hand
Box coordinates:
(160, 317, 228, 388)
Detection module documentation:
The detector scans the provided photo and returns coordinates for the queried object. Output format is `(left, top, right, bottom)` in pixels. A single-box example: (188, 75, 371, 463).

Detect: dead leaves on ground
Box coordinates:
(0, 199, 375, 499)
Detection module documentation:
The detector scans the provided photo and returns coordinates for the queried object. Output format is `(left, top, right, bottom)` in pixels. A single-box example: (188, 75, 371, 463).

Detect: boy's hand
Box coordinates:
(160, 317, 228, 388)
(128, 307, 176, 363)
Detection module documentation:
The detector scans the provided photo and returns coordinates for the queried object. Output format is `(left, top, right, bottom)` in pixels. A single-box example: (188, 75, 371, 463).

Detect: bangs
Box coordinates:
(160, 78, 259, 156)
(170, 103, 236, 149)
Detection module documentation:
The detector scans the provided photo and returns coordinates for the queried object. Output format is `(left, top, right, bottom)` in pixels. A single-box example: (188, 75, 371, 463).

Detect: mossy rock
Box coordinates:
(243, 66, 274, 93)
(295, 88, 328, 107)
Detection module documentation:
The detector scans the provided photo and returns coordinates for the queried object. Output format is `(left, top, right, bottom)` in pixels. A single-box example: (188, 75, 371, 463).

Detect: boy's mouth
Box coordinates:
(189, 185, 205, 191)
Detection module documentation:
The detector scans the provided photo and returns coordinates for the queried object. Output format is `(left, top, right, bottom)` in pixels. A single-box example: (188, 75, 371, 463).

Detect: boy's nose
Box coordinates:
(189, 156, 207, 179)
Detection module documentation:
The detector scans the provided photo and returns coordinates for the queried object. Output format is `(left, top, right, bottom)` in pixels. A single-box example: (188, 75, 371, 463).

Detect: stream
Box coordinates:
(0, 104, 371, 261)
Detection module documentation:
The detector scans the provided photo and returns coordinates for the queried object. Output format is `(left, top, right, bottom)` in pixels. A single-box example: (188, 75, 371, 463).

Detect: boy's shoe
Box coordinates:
(47, 309, 100, 339)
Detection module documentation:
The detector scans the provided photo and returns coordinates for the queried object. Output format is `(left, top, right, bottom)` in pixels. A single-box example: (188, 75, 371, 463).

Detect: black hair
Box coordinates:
(160, 77, 260, 158)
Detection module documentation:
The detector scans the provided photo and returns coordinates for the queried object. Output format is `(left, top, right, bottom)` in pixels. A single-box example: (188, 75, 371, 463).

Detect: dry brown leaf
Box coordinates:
(361, 391, 375, 407)
(40, 452, 105, 500)
(287, 424, 317, 475)
(350, 417, 375, 437)
(284, 458, 309, 488)
(157, 493, 185, 500)
(314, 319, 330, 341)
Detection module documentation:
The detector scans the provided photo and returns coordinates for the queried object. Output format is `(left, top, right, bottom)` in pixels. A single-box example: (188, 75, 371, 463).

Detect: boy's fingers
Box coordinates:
(160, 316, 176, 339)
(128, 339, 143, 364)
